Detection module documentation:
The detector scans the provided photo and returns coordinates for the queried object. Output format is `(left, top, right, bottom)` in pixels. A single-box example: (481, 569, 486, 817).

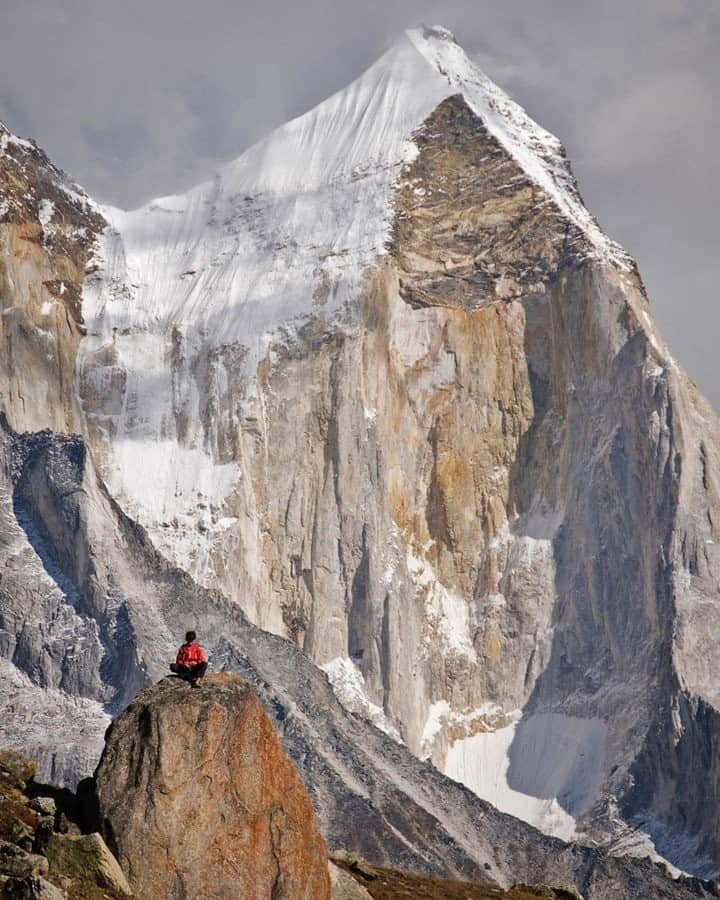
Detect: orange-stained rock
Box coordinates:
(94, 674, 330, 900)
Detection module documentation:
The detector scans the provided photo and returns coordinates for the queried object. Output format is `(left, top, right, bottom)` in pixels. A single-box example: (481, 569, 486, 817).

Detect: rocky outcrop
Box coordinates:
(331, 856, 583, 900)
(1, 422, 713, 898)
(0, 747, 129, 899)
(94, 675, 331, 900)
(0, 419, 147, 719)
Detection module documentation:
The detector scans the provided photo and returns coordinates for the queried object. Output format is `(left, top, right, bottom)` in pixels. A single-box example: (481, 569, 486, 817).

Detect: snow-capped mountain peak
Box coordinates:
(78, 24, 633, 609)
(6, 20, 720, 886)
(86, 26, 624, 354)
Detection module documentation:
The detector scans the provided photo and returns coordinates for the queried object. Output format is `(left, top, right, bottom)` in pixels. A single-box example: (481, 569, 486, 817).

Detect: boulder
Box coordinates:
(0, 753, 35, 791)
(2, 875, 66, 900)
(0, 841, 48, 878)
(94, 675, 330, 900)
(44, 833, 131, 896)
(329, 861, 373, 900)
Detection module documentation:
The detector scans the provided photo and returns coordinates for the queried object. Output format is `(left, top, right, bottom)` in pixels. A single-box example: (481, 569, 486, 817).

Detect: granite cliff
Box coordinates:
(1, 419, 714, 897)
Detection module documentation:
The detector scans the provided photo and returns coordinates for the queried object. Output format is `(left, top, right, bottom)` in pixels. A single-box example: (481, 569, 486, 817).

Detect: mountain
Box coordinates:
(78, 24, 625, 606)
(2, 23, 720, 885)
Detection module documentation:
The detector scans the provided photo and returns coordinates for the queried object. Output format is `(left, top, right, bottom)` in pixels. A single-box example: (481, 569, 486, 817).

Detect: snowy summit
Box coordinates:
(84, 25, 625, 359)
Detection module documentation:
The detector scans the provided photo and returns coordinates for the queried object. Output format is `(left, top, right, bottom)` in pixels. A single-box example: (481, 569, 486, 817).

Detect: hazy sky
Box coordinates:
(2, 1, 718, 406)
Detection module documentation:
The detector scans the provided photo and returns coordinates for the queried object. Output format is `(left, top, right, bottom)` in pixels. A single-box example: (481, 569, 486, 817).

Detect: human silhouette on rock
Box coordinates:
(170, 630, 207, 687)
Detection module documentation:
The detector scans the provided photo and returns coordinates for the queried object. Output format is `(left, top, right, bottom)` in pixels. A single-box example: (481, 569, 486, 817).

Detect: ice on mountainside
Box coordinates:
(85, 25, 625, 351)
(444, 712, 609, 843)
(321, 656, 403, 742)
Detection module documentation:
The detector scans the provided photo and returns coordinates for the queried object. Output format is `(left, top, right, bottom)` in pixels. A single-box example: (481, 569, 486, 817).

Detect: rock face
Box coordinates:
(94, 675, 330, 900)
(3, 21, 720, 888)
(0, 122, 105, 437)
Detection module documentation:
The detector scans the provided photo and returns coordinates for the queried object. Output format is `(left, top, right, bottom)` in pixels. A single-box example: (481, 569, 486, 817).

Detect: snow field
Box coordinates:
(443, 711, 608, 841)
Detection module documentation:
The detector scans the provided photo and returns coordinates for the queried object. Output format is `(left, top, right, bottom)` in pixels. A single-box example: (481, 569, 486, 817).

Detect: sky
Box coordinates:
(1, 0, 718, 406)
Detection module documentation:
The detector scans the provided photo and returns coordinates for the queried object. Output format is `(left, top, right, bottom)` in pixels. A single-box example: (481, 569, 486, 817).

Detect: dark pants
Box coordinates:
(170, 662, 207, 681)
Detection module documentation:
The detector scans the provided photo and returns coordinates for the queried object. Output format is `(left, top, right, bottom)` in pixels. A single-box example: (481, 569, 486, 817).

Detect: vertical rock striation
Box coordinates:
(0, 420, 713, 898)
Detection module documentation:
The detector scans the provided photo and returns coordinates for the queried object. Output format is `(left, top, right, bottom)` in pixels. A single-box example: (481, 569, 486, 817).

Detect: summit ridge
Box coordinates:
(77, 26, 633, 583)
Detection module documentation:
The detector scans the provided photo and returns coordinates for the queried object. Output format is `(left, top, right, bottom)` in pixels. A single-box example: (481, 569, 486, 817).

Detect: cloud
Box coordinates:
(577, 71, 714, 173)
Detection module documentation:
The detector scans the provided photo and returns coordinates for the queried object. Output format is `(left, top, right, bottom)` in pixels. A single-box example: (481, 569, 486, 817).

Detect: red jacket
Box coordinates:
(176, 641, 206, 667)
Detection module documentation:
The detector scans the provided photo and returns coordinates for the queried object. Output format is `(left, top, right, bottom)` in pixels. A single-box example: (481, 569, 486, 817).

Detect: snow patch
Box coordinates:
(105, 439, 239, 582)
(38, 198, 55, 228)
(216, 516, 239, 531)
(321, 657, 403, 743)
(406, 548, 476, 660)
(34, 326, 55, 342)
(444, 712, 607, 843)
(0, 130, 34, 154)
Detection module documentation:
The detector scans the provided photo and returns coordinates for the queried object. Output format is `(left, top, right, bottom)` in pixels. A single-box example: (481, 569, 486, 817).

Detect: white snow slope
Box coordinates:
(444, 712, 608, 842)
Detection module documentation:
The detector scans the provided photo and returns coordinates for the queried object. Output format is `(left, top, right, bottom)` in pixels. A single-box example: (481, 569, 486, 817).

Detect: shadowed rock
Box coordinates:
(44, 832, 132, 896)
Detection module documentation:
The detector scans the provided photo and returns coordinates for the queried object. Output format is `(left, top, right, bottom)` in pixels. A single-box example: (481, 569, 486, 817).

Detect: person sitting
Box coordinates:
(170, 630, 208, 686)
